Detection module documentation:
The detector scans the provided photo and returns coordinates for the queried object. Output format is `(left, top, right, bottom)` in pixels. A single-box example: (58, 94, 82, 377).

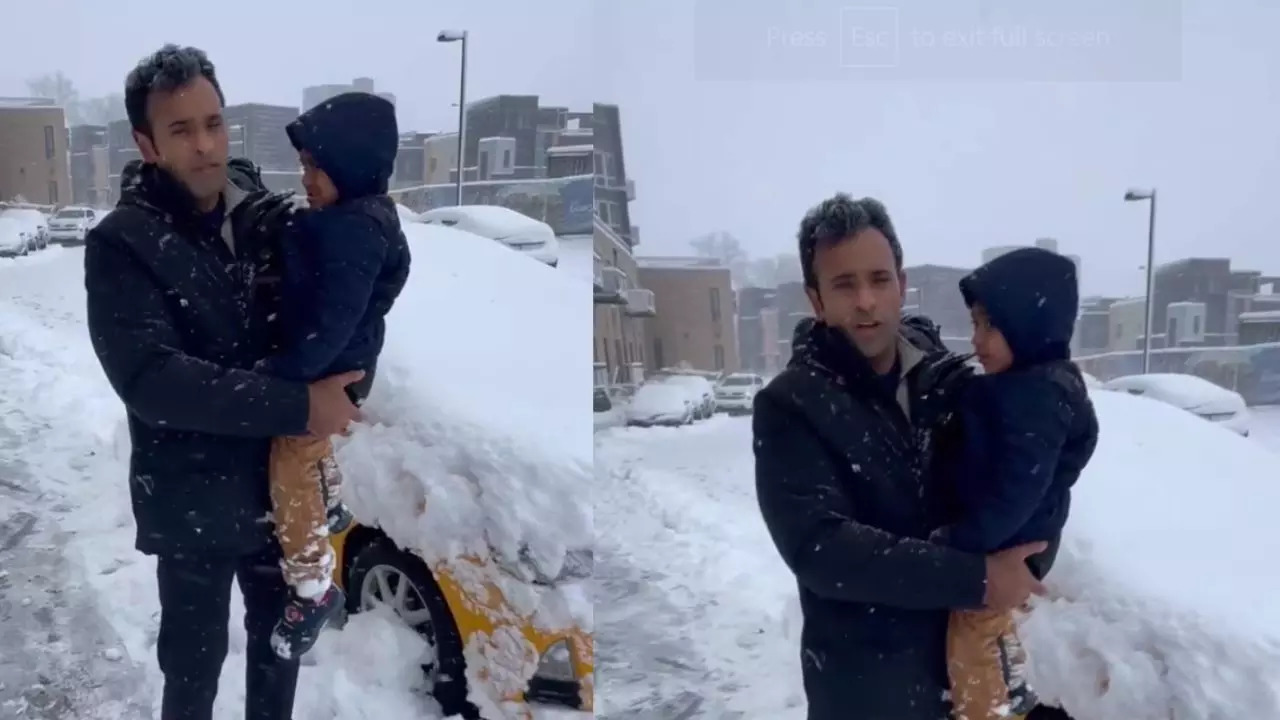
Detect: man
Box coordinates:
(753, 194, 1049, 720)
(84, 45, 362, 720)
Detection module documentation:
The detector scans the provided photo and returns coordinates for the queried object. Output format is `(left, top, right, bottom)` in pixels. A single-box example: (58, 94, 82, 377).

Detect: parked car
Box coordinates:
(418, 204, 560, 267)
(47, 206, 101, 245)
(0, 217, 31, 257)
(625, 383, 695, 426)
(1101, 373, 1250, 436)
(714, 373, 765, 415)
(0, 208, 49, 251)
(655, 374, 717, 419)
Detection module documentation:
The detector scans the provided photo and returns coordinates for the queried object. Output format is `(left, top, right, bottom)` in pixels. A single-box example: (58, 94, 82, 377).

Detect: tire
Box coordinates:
(346, 537, 478, 718)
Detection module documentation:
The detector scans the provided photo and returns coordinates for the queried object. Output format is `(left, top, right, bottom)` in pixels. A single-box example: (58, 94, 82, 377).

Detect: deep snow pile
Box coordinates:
(336, 223, 593, 630)
(1020, 389, 1280, 718)
(595, 389, 1280, 719)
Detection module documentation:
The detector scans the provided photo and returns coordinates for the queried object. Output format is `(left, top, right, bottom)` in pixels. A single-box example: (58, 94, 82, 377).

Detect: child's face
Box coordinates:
(971, 304, 1013, 373)
(299, 150, 339, 208)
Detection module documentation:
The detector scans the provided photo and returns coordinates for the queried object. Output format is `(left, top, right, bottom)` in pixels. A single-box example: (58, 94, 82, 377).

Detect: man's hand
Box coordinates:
(306, 370, 365, 437)
(983, 542, 1048, 611)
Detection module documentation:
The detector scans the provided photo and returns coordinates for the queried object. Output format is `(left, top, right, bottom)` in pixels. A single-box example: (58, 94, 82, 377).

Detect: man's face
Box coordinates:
(805, 227, 905, 369)
(299, 150, 339, 208)
(133, 76, 228, 208)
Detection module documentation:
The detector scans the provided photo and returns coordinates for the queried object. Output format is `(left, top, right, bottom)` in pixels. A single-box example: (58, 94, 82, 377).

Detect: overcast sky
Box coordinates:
(5, 1, 1278, 297)
(0, 0, 592, 135)
(599, 0, 1280, 297)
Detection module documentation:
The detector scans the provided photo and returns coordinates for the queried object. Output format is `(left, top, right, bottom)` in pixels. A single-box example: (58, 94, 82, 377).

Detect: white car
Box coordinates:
(418, 205, 560, 267)
(0, 217, 32, 257)
(655, 374, 717, 419)
(0, 208, 50, 251)
(47, 206, 102, 245)
(626, 383, 694, 427)
(1101, 372, 1250, 436)
(715, 373, 765, 415)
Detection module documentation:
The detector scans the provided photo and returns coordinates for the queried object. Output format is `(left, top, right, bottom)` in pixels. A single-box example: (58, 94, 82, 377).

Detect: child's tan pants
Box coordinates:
(269, 435, 340, 599)
(946, 608, 1030, 720)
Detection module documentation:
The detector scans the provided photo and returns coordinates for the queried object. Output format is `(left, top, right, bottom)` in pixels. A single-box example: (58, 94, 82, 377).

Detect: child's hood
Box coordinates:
(287, 91, 398, 200)
(959, 246, 1079, 367)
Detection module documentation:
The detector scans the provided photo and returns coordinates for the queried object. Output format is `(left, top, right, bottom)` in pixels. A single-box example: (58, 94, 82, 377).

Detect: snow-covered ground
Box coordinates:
(595, 390, 1280, 719)
(0, 218, 590, 718)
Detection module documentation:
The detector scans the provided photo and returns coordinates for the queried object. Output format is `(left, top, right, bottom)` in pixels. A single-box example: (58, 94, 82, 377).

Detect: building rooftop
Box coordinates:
(637, 255, 729, 270)
(1239, 310, 1280, 323)
(0, 96, 58, 109)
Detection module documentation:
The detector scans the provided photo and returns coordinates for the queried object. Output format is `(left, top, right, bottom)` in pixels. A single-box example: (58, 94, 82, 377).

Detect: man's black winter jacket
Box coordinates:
(85, 159, 309, 555)
(753, 317, 987, 720)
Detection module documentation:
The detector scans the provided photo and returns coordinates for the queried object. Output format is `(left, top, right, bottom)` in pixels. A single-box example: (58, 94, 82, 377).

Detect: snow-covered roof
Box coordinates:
(546, 144, 592, 156)
(1238, 310, 1280, 323)
(636, 255, 729, 271)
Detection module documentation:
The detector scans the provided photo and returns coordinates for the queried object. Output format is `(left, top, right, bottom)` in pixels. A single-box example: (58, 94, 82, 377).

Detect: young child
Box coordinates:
(939, 246, 1099, 719)
(258, 91, 412, 660)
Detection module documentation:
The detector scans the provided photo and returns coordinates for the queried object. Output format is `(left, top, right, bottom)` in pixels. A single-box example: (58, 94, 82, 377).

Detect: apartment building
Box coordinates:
(637, 256, 739, 373)
(302, 77, 395, 113)
(0, 98, 70, 205)
(69, 124, 108, 206)
(594, 217, 653, 385)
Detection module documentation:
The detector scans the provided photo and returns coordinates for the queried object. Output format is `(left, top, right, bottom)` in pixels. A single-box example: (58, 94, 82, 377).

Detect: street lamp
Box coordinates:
(1124, 187, 1158, 374)
(437, 29, 468, 206)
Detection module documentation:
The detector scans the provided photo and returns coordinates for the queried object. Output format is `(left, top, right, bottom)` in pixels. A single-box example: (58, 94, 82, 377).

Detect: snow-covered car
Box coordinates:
(0, 208, 49, 251)
(0, 217, 32, 257)
(626, 382, 694, 427)
(656, 374, 717, 419)
(394, 203, 420, 225)
(329, 221, 593, 714)
(1101, 372, 1250, 436)
(1016, 388, 1280, 718)
(714, 373, 765, 415)
(418, 204, 560, 267)
(47, 206, 101, 245)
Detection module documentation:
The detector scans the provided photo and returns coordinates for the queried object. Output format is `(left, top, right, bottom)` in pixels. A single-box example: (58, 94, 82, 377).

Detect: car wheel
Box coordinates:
(346, 537, 477, 718)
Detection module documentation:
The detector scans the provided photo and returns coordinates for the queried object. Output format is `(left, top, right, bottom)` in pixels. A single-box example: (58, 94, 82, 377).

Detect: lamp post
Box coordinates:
(1124, 187, 1158, 374)
(437, 29, 468, 206)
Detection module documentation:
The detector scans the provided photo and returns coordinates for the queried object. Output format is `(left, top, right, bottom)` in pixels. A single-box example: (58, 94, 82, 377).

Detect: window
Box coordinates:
(713, 344, 725, 370)
(653, 338, 664, 369)
(616, 339, 624, 367)
(1193, 315, 1201, 336)
(44, 126, 55, 159)
(612, 248, 619, 266)
(428, 157, 437, 175)
(503, 149, 512, 168)
(47, 181, 58, 204)
(710, 287, 722, 323)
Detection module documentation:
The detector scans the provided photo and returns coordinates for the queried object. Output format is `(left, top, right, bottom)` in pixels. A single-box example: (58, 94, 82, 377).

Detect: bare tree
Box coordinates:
(26, 71, 84, 124)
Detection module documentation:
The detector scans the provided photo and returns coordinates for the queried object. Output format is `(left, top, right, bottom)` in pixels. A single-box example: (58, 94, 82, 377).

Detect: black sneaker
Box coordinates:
(327, 502, 355, 534)
(270, 585, 345, 660)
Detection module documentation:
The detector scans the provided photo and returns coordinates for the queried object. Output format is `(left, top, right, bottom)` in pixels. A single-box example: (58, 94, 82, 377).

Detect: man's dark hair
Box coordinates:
(798, 193, 903, 290)
(124, 44, 225, 137)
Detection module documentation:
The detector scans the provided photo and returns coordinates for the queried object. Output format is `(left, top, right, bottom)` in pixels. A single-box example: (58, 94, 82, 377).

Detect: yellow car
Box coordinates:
(331, 522, 594, 716)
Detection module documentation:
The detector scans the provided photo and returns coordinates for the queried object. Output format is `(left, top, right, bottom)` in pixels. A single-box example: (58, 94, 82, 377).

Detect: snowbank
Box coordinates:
(336, 222, 593, 613)
(1021, 388, 1280, 718)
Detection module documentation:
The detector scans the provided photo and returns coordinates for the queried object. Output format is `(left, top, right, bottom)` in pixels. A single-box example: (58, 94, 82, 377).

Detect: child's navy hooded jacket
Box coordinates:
(262, 91, 411, 395)
(947, 247, 1099, 556)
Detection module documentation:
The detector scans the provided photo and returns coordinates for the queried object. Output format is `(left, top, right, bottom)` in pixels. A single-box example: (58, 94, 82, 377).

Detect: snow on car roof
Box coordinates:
(335, 222, 591, 629)
(419, 204, 550, 238)
(1103, 372, 1239, 408)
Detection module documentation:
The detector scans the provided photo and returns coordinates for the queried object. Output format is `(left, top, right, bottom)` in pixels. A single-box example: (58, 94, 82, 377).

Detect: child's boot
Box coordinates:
(270, 585, 346, 660)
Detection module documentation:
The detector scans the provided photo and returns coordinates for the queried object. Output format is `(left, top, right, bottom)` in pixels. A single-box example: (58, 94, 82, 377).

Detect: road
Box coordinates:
(0, 249, 151, 718)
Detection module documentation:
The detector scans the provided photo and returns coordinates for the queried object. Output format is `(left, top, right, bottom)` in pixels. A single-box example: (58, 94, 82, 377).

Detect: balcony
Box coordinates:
(593, 254, 604, 290)
(594, 266, 627, 305)
(623, 288, 656, 317)
(625, 178, 635, 202)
